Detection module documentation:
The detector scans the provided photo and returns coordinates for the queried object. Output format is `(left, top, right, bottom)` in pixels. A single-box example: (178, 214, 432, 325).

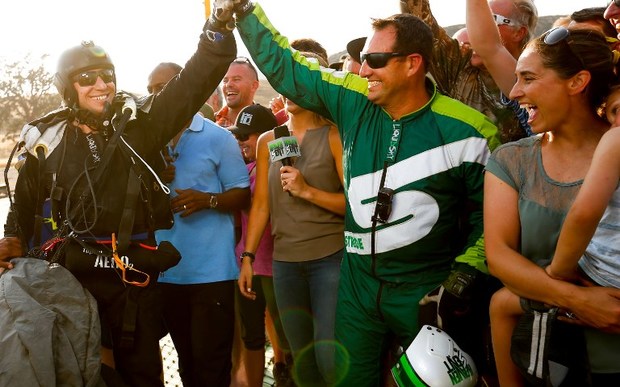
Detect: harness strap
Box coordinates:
(120, 288, 139, 349)
(32, 146, 47, 247)
(117, 167, 141, 252)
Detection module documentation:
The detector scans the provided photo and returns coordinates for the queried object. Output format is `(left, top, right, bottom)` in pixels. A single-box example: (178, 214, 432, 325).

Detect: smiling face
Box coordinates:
(221, 63, 259, 109)
(74, 68, 116, 115)
(359, 26, 412, 107)
(236, 132, 260, 162)
(509, 47, 572, 134)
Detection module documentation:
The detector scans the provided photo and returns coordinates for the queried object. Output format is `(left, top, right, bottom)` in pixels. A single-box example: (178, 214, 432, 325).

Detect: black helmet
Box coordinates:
(54, 41, 115, 108)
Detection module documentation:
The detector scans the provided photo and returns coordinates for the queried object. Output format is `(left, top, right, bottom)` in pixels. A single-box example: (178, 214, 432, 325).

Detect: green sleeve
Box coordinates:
(236, 3, 369, 133)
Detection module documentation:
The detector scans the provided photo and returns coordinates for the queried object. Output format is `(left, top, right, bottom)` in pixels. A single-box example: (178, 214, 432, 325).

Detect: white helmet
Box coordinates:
(391, 325, 478, 387)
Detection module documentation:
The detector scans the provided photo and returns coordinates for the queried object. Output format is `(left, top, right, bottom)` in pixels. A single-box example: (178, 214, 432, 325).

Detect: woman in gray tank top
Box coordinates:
(237, 51, 345, 387)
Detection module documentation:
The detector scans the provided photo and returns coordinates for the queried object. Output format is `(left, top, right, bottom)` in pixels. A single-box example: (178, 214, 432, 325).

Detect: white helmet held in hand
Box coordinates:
(391, 325, 478, 387)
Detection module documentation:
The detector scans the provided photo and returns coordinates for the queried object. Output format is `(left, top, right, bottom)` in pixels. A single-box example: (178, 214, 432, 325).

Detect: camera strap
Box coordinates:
(370, 123, 403, 282)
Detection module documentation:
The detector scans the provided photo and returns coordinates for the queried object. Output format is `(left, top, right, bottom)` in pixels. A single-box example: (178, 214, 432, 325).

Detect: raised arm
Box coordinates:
(466, 0, 518, 95)
(144, 6, 238, 150)
(549, 127, 620, 280)
(234, 2, 371, 131)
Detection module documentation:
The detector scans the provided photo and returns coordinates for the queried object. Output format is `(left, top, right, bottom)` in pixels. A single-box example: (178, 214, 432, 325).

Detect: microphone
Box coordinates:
(269, 125, 300, 197)
(269, 125, 300, 166)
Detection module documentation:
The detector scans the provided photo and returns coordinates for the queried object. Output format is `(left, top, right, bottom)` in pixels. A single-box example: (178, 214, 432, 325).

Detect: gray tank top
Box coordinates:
(268, 125, 344, 262)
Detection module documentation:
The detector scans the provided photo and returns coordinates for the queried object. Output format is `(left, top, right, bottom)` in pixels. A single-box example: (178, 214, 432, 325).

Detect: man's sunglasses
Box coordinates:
(610, 0, 620, 7)
(73, 69, 115, 87)
(543, 27, 586, 70)
(493, 14, 520, 27)
(360, 52, 408, 69)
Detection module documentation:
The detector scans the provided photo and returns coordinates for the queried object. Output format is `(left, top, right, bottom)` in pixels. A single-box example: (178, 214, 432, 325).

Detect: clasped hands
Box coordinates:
(207, 0, 254, 33)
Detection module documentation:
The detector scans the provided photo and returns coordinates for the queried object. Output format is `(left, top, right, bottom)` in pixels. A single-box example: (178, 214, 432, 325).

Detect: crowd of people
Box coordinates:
(1, 0, 620, 386)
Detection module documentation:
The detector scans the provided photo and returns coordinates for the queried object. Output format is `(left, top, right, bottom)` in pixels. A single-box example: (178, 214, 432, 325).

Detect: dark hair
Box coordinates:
(571, 7, 618, 39)
(290, 38, 329, 63)
(530, 28, 616, 110)
(370, 14, 433, 70)
(156, 62, 183, 74)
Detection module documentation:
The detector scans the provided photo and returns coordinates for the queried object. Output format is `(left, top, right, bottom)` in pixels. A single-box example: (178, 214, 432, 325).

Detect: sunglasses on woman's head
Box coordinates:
(73, 69, 115, 87)
(543, 27, 586, 70)
(360, 52, 408, 69)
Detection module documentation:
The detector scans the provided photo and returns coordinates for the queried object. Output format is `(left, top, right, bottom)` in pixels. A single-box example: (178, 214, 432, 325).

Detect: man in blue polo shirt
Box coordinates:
(152, 61, 251, 386)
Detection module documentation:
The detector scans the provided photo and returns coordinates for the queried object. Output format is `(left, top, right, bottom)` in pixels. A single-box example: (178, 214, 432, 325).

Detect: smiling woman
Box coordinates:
(484, 27, 620, 386)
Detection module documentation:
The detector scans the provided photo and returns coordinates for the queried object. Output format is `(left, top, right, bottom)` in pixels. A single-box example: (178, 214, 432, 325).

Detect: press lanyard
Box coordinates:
(379, 122, 402, 190)
(385, 122, 402, 164)
(85, 133, 101, 164)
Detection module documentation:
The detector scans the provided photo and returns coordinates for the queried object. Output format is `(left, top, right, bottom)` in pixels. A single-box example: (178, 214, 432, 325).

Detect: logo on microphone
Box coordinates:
(268, 136, 301, 163)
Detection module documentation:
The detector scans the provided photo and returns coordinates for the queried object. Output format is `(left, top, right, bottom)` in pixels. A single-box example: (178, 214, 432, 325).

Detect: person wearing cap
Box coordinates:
(328, 54, 347, 71)
(343, 36, 366, 74)
(0, 4, 240, 386)
(229, 104, 293, 387)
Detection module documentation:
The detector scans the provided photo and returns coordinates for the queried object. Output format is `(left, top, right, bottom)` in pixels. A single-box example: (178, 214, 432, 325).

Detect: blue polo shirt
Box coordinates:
(156, 114, 249, 284)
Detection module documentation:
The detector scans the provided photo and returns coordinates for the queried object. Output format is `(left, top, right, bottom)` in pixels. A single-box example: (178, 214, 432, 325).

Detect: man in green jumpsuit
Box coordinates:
(218, 1, 500, 384)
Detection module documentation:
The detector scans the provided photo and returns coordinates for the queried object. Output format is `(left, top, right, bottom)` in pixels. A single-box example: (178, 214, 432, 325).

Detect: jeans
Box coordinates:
(273, 249, 343, 386)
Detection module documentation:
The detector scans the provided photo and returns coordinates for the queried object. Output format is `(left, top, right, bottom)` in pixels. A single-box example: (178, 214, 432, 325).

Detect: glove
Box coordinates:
(204, 0, 236, 42)
(418, 263, 482, 329)
(232, 0, 254, 18)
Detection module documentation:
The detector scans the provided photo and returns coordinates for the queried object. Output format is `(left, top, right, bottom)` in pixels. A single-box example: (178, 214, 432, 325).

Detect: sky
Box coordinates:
(1, 0, 608, 94)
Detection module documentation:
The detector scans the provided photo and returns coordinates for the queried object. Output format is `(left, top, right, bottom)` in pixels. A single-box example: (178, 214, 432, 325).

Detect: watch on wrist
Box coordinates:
(209, 193, 218, 209)
(240, 251, 255, 264)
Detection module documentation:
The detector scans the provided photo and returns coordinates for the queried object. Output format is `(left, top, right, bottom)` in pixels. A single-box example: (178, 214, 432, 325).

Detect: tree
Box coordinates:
(0, 54, 62, 141)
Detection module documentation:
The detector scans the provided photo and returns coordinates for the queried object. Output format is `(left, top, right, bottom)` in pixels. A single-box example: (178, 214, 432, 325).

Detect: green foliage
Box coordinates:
(0, 54, 62, 141)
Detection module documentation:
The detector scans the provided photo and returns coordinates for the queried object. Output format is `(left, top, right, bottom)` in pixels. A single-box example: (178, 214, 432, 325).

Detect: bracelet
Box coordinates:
(240, 251, 255, 264)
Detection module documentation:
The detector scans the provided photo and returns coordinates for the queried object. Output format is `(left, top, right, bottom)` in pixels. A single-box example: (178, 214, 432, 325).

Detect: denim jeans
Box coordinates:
(273, 249, 343, 386)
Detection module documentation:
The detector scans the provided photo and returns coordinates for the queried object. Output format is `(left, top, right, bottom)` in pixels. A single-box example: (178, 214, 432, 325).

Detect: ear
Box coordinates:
(567, 70, 591, 96)
(406, 54, 424, 76)
(251, 79, 259, 93)
(514, 26, 528, 44)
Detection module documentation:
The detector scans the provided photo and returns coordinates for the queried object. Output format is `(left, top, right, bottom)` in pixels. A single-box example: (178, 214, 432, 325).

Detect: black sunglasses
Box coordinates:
(610, 0, 620, 7)
(73, 68, 115, 87)
(360, 52, 408, 69)
(234, 133, 250, 142)
(543, 27, 586, 69)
